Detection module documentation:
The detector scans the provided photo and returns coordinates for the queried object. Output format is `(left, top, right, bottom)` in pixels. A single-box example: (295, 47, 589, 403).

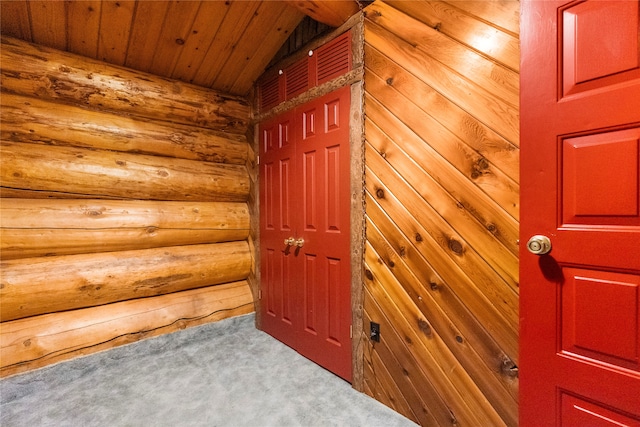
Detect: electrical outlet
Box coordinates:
(370, 321, 380, 342)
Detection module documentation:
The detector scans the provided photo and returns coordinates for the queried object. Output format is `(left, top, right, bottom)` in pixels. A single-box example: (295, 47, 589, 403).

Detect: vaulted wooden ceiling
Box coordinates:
(0, 0, 361, 96)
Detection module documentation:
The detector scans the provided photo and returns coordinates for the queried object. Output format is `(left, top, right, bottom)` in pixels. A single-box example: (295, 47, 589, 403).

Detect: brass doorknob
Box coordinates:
(295, 238, 305, 248)
(284, 237, 295, 246)
(526, 235, 551, 255)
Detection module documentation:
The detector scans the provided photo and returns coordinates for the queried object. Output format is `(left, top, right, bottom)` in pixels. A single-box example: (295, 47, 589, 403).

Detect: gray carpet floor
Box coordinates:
(1, 314, 417, 427)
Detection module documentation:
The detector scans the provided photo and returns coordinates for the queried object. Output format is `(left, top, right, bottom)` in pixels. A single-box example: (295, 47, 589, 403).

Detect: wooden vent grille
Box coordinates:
(258, 30, 352, 111)
(260, 74, 281, 111)
(316, 31, 352, 85)
(285, 59, 309, 99)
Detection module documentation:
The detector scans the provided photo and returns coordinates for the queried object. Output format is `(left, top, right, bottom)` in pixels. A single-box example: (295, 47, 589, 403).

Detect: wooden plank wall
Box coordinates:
(0, 36, 254, 377)
(361, 1, 519, 426)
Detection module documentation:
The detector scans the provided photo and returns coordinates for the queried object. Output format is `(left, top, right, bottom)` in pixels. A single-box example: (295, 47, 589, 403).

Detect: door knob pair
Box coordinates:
(284, 237, 305, 248)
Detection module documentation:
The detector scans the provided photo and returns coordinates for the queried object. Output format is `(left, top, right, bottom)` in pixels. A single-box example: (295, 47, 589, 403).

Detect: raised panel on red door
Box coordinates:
(521, 1, 640, 425)
(260, 113, 299, 344)
(295, 86, 352, 381)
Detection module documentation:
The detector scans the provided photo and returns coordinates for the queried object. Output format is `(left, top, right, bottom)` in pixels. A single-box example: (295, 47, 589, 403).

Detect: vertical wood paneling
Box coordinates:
(97, 0, 135, 65)
(192, 1, 261, 88)
(170, 1, 228, 83)
(0, 1, 32, 41)
(147, 0, 200, 77)
(213, 1, 284, 93)
(28, 1, 67, 50)
(67, 1, 101, 58)
(229, 6, 305, 94)
(124, 1, 170, 72)
(362, 1, 519, 426)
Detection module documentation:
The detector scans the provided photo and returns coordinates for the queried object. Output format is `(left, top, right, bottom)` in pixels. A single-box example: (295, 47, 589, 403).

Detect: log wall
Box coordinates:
(362, 2, 519, 426)
(0, 36, 254, 377)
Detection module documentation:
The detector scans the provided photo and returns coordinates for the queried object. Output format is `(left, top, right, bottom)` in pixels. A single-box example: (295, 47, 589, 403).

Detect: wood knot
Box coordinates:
(448, 239, 464, 255)
(192, 208, 200, 213)
(364, 269, 374, 280)
(455, 335, 464, 343)
(115, 160, 126, 166)
(388, 259, 395, 268)
(375, 188, 385, 199)
(23, 339, 31, 347)
(146, 226, 158, 234)
(157, 169, 169, 177)
(500, 356, 519, 378)
(399, 246, 406, 257)
(434, 22, 442, 31)
(417, 318, 432, 336)
(386, 77, 393, 86)
(175, 38, 185, 45)
(59, 66, 71, 73)
(486, 223, 497, 234)
(429, 282, 439, 291)
(471, 157, 490, 179)
(415, 232, 423, 242)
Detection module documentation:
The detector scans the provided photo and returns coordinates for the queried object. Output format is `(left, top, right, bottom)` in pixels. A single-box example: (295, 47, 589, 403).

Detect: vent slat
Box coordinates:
(285, 60, 309, 99)
(259, 74, 280, 111)
(258, 31, 352, 110)
(316, 32, 351, 85)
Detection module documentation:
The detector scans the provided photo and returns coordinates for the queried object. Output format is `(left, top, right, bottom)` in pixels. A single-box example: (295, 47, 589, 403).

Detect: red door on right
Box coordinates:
(520, 1, 640, 425)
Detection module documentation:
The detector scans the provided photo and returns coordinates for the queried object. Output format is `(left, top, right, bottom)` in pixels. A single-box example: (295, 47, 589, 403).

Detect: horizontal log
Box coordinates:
(0, 281, 254, 377)
(0, 242, 251, 322)
(0, 141, 249, 202)
(0, 94, 248, 164)
(0, 188, 118, 199)
(0, 36, 250, 134)
(0, 199, 249, 259)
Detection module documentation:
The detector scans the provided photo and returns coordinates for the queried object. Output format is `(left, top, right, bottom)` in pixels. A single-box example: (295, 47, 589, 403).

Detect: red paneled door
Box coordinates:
(520, 1, 640, 425)
(260, 86, 352, 381)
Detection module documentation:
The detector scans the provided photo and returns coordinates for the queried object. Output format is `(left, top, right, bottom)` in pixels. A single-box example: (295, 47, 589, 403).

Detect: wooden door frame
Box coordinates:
(249, 17, 366, 390)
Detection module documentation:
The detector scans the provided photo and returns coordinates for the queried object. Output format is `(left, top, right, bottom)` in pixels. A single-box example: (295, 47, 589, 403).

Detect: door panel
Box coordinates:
(562, 129, 639, 224)
(561, 393, 640, 427)
(260, 116, 297, 339)
(521, 1, 640, 425)
(295, 86, 352, 381)
(260, 86, 352, 381)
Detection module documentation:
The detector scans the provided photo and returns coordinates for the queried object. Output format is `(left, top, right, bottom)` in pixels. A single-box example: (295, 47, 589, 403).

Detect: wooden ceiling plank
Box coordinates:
(171, 1, 230, 84)
(124, 1, 170, 72)
(148, 0, 201, 78)
(284, 0, 359, 27)
(67, 0, 102, 58)
(28, 1, 67, 51)
(228, 3, 305, 95)
(192, 1, 260, 89)
(97, 0, 136, 66)
(212, 1, 286, 93)
(0, 1, 32, 41)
